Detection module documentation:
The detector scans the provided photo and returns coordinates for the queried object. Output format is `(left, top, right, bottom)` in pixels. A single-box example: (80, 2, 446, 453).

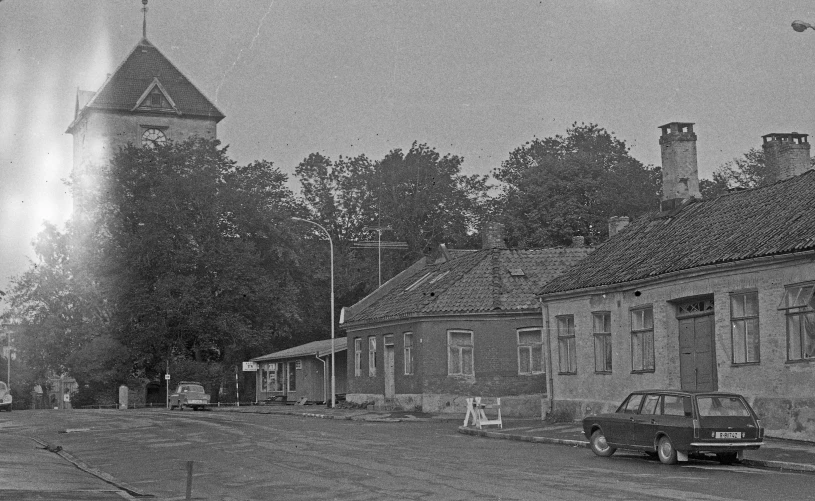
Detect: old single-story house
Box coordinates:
(339, 227, 591, 416)
(539, 122, 815, 441)
(250, 337, 347, 404)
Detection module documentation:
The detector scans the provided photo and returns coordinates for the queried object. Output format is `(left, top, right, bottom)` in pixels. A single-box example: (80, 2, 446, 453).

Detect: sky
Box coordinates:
(3, 0, 815, 306)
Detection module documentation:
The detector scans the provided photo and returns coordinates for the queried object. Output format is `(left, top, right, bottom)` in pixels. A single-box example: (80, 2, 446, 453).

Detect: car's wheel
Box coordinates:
(717, 452, 739, 465)
(657, 436, 678, 465)
(589, 429, 616, 457)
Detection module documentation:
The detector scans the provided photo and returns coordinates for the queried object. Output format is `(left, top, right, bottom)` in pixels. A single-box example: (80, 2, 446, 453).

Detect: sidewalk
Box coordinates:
(457, 418, 815, 474)
(213, 404, 815, 474)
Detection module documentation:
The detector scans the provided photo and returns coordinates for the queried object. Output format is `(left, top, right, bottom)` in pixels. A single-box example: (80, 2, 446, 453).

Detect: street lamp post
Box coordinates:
(291, 217, 335, 408)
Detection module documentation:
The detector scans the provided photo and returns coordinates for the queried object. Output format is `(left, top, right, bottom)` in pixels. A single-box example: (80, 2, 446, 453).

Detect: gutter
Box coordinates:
(540, 297, 554, 417)
(316, 353, 327, 404)
(539, 249, 815, 302)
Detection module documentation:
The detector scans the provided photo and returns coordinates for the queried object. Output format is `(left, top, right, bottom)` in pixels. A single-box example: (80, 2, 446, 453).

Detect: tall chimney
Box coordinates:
(659, 122, 700, 211)
(762, 133, 811, 182)
(608, 216, 630, 238)
(481, 221, 507, 249)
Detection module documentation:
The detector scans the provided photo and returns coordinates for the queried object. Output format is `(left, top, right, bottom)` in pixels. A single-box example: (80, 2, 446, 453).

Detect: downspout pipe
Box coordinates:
(316, 353, 327, 404)
(540, 297, 554, 419)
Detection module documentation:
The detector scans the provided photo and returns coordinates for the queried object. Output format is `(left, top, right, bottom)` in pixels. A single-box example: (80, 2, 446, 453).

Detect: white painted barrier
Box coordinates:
(463, 397, 502, 429)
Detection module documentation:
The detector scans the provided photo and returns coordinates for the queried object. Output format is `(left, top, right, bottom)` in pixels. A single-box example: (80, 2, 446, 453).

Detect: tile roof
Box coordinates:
(540, 169, 815, 295)
(67, 38, 223, 133)
(342, 246, 591, 326)
(251, 337, 348, 362)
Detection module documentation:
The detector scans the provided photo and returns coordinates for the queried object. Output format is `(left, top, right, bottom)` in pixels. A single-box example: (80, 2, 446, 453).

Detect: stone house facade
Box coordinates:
(539, 122, 815, 441)
(340, 229, 591, 416)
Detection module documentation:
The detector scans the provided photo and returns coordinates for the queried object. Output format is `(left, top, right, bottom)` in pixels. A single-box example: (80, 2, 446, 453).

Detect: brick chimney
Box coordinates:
(571, 236, 585, 248)
(608, 216, 630, 238)
(481, 221, 507, 249)
(762, 133, 811, 182)
(659, 122, 700, 211)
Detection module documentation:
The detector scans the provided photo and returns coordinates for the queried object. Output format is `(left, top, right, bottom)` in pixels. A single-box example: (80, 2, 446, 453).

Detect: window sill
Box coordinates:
(594, 371, 612, 375)
(558, 372, 577, 376)
(730, 362, 760, 367)
(785, 358, 815, 365)
(630, 369, 655, 374)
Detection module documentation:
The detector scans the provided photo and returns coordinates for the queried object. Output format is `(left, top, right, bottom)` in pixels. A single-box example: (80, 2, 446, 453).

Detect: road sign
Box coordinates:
(242, 362, 258, 371)
(165, 374, 171, 380)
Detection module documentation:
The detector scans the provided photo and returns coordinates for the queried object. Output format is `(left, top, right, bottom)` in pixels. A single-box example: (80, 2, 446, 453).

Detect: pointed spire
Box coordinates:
(142, 0, 148, 39)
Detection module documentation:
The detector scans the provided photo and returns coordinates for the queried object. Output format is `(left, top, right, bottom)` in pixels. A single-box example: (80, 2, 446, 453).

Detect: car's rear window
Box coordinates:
(662, 395, 692, 417)
(696, 396, 750, 417)
(0, 382, 6, 391)
(182, 385, 205, 393)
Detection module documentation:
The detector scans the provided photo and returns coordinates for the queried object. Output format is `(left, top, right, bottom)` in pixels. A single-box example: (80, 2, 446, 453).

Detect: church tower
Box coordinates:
(66, 1, 225, 216)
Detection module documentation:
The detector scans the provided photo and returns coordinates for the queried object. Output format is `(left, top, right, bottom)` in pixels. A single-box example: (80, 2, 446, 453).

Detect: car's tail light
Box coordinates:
(756, 419, 764, 439)
(693, 419, 700, 439)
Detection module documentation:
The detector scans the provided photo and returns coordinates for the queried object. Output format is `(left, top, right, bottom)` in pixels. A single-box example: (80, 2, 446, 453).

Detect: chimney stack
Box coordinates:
(608, 216, 630, 238)
(762, 133, 811, 182)
(481, 221, 507, 249)
(571, 236, 585, 248)
(659, 122, 700, 211)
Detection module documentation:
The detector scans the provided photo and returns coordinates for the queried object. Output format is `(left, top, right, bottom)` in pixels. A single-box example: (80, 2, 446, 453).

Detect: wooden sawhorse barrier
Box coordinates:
(463, 397, 502, 429)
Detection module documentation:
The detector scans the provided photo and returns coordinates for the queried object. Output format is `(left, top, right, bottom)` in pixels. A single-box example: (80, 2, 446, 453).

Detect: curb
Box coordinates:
(29, 437, 155, 498)
(456, 426, 815, 474)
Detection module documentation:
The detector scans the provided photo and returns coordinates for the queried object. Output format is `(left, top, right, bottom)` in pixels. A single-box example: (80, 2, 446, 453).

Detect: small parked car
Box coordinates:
(169, 382, 210, 411)
(583, 390, 763, 465)
(0, 381, 11, 412)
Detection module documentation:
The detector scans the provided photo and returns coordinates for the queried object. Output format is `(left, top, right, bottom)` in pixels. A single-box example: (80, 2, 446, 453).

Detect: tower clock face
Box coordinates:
(141, 128, 167, 148)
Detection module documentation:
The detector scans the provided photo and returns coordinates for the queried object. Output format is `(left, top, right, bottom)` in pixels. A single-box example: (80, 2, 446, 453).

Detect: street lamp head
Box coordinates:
(792, 20, 812, 32)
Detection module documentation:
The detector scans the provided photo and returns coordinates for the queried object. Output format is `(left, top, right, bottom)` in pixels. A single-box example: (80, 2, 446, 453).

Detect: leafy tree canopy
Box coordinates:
(493, 123, 661, 247)
(90, 138, 308, 378)
(295, 142, 490, 305)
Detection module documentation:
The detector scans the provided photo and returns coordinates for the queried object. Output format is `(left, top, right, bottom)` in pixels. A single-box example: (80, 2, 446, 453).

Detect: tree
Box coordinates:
(91, 138, 307, 381)
(700, 148, 770, 199)
(1, 222, 117, 405)
(295, 142, 490, 308)
(493, 123, 661, 247)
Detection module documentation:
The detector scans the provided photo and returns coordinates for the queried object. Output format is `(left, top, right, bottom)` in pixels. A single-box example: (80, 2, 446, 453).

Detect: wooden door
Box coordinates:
(679, 315, 716, 391)
(384, 345, 395, 399)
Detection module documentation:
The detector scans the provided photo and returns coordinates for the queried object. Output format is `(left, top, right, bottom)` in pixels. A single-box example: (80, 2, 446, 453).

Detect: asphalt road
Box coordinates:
(4, 409, 813, 501)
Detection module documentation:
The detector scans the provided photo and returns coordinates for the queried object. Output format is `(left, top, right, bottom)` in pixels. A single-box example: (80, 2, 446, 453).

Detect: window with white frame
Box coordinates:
(354, 338, 362, 377)
(778, 284, 815, 361)
(631, 307, 655, 372)
(368, 336, 377, 376)
(593, 312, 612, 373)
(404, 332, 414, 375)
(557, 315, 576, 374)
(731, 292, 760, 364)
(448, 330, 473, 376)
(517, 328, 543, 375)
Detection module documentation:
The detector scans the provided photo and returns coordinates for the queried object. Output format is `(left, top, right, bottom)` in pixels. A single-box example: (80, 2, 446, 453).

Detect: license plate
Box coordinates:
(715, 432, 742, 439)
(188, 400, 203, 404)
